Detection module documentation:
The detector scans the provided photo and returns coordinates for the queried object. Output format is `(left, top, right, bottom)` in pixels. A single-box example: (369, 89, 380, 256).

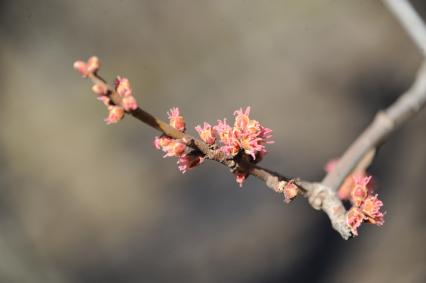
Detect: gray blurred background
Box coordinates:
(0, 1, 425, 282)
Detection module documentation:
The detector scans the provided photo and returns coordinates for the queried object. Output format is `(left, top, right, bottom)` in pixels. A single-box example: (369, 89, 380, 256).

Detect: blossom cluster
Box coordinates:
(325, 160, 385, 236)
(154, 106, 273, 186)
(73, 56, 138, 124)
(154, 108, 204, 174)
(214, 107, 273, 160)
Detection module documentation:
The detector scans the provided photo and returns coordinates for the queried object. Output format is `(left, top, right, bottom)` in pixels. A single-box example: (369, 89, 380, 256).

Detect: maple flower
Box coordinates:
(195, 122, 216, 145)
(73, 60, 90, 77)
(163, 140, 186, 158)
(361, 194, 385, 225)
(113, 76, 139, 111)
(154, 135, 186, 157)
(92, 84, 108, 96)
(214, 119, 240, 156)
(213, 107, 272, 159)
(154, 135, 173, 150)
(233, 107, 273, 159)
(351, 176, 371, 207)
(177, 154, 204, 173)
(104, 106, 125, 125)
(122, 96, 138, 111)
(346, 206, 365, 236)
(234, 106, 251, 130)
(283, 180, 298, 203)
(86, 56, 100, 73)
(73, 56, 99, 77)
(115, 76, 133, 97)
(167, 107, 186, 132)
(324, 159, 374, 201)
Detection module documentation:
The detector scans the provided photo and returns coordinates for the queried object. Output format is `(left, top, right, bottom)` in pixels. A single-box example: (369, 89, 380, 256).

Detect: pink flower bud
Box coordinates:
(92, 84, 108, 95)
(351, 176, 371, 206)
(115, 76, 133, 97)
(104, 106, 125, 125)
(167, 107, 185, 132)
(361, 194, 385, 225)
(346, 207, 365, 236)
(122, 96, 138, 111)
(154, 135, 172, 150)
(177, 154, 204, 173)
(162, 140, 186, 158)
(87, 56, 100, 73)
(195, 122, 216, 145)
(283, 180, 298, 203)
(73, 60, 89, 77)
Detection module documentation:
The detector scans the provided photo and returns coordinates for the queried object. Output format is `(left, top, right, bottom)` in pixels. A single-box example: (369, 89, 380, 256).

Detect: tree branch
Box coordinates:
(87, 71, 353, 238)
(382, 0, 426, 57)
(76, 0, 426, 240)
(322, 0, 426, 192)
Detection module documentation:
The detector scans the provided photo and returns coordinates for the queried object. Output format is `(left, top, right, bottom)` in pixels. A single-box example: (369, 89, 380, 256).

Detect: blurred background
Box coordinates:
(0, 0, 425, 282)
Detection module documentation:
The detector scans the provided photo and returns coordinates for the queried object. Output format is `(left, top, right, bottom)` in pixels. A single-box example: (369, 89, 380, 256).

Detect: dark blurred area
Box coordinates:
(1, 1, 425, 282)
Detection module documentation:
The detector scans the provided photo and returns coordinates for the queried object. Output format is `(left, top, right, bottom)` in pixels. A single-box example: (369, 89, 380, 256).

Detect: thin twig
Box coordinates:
(382, 0, 426, 57)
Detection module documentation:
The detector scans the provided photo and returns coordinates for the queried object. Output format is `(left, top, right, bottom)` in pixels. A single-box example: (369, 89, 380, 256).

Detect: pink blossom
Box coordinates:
(213, 107, 273, 160)
(154, 135, 173, 150)
(232, 107, 273, 159)
(324, 159, 374, 201)
(167, 107, 185, 132)
(162, 140, 186, 158)
(73, 60, 90, 77)
(177, 154, 204, 173)
(351, 176, 372, 206)
(361, 194, 385, 226)
(283, 180, 298, 203)
(346, 207, 364, 236)
(122, 96, 138, 111)
(104, 106, 125, 125)
(338, 173, 362, 201)
(92, 84, 108, 96)
(114, 77, 139, 111)
(234, 106, 251, 130)
(214, 118, 232, 139)
(115, 76, 133, 97)
(195, 122, 216, 145)
(86, 56, 100, 73)
(73, 56, 100, 77)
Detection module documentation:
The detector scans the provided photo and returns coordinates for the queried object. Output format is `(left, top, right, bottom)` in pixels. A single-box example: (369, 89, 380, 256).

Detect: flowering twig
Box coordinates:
(73, 0, 426, 240)
(74, 56, 357, 238)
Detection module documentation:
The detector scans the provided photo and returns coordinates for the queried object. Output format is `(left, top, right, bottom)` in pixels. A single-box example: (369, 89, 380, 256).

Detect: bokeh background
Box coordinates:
(1, 1, 425, 282)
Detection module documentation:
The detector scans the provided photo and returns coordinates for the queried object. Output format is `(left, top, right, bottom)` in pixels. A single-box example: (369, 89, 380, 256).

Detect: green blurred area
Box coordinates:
(0, 1, 425, 282)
